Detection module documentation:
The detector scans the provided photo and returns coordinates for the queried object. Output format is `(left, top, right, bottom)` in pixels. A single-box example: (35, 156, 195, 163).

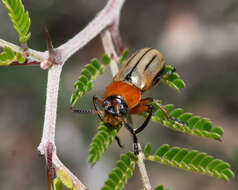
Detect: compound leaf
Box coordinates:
(88, 122, 120, 166)
(145, 144, 235, 182)
(101, 152, 137, 190)
(0, 46, 25, 65)
(71, 56, 110, 107)
(151, 101, 224, 141)
(161, 65, 185, 91)
(2, 0, 31, 44)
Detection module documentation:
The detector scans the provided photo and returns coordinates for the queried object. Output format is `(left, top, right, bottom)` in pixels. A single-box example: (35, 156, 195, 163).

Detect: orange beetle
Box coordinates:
(73, 48, 175, 155)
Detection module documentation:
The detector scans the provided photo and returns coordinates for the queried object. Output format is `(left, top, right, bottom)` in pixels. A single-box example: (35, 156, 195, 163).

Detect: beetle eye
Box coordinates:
(102, 101, 110, 109)
(119, 104, 128, 115)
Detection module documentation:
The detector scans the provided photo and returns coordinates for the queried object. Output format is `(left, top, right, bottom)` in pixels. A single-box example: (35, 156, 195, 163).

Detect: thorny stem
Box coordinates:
(36, 0, 125, 189)
(101, 30, 152, 190)
(57, 0, 125, 63)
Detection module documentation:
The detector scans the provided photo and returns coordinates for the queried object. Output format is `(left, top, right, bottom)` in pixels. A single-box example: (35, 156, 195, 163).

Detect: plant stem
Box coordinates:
(37, 64, 62, 154)
(57, 0, 125, 63)
(101, 29, 119, 77)
(137, 144, 152, 190)
(36, 0, 125, 189)
(0, 39, 46, 62)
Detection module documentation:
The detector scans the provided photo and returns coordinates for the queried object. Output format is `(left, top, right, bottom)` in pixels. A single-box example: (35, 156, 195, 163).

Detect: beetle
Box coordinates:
(72, 48, 176, 155)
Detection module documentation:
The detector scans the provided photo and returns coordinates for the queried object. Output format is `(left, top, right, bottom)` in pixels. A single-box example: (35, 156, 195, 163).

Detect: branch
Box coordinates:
(37, 65, 62, 154)
(1, 0, 125, 66)
(35, 0, 125, 189)
(0, 38, 47, 63)
(101, 29, 119, 76)
(137, 144, 152, 190)
(57, 0, 125, 63)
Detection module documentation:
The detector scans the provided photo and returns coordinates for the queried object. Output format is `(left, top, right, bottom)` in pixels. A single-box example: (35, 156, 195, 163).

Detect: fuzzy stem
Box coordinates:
(101, 29, 119, 76)
(57, 0, 125, 63)
(37, 64, 62, 154)
(35, 0, 126, 189)
(137, 144, 152, 190)
(0, 39, 47, 62)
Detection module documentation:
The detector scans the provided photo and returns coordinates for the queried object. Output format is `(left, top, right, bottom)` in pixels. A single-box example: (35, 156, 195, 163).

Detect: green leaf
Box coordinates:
(0, 46, 25, 65)
(161, 65, 185, 91)
(102, 54, 111, 65)
(144, 144, 152, 157)
(88, 123, 120, 165)
(155, 144, 170, 157)
(173, 79, 185, 89)
(101, 152, 137, 190)
(119, 48, 129, 64)
(2, 0, 31, 44)
(145, 144, 235, 182)
(4, 46, 15, 59)
(154, 185, 164, 190)
(71, 56, 110, 106)
(16, 52, 25, 63)
(154, 185, 170, 190)
(56, 169, 73, 189)
(150, 100, 224, 141)
(54, 178, 63, 190)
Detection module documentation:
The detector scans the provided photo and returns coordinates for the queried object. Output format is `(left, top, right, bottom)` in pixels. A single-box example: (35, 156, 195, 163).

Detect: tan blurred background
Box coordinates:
(0, 0, 238, 189)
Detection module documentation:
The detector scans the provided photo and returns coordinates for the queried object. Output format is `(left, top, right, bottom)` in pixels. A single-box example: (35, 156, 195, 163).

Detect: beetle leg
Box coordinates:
(129, 97, 153, 114)
(93, 95, 104, 121)
(132, 97, 184, 127)
(115, 136, 123, 148)
(124, 122, 139, 155)
(154, 101, 184, 125)
(153, 101, 170, 119)
(135, 104, 153, 134)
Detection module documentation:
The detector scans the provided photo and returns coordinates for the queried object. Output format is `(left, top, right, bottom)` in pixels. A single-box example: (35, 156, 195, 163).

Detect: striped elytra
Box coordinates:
(113, 48, 165, 91)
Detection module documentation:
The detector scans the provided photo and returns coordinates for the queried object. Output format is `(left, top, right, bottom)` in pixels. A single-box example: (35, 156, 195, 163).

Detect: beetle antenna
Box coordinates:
(70, 107, 103, 115)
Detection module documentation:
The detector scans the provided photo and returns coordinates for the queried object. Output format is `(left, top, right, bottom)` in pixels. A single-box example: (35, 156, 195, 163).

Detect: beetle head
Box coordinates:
(102, 96, 128, 116)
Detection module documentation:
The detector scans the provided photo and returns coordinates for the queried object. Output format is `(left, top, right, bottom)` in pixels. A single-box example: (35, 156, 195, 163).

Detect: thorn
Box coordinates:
(45, 27, 54, 55)
(44, 27, 57, 66)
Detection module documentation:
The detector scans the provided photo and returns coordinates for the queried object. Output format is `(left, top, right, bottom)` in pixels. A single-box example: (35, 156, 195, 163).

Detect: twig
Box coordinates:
(101, 29, 119, 76)
(37, 64, 62, 154)
(57, 0, 125, 63)
(35, 0, 125, 189)
(0, 39, 47, 63)
(137, 144, 152, 190)
(8, 60, 41, 66)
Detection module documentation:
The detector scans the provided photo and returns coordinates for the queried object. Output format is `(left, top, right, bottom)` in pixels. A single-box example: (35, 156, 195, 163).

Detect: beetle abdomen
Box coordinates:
(114, 48, 165, 91)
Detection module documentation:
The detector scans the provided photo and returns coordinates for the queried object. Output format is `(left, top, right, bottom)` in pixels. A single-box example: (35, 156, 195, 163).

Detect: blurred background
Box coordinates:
(0, 0, 238, 189)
